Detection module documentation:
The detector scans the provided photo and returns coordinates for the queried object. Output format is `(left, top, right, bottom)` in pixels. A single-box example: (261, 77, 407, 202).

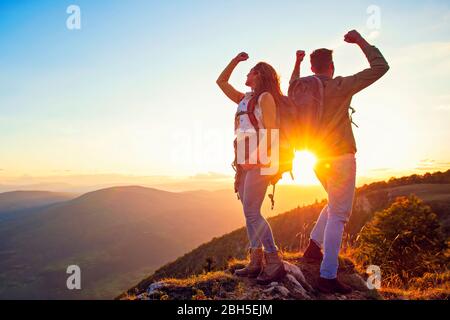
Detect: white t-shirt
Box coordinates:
(235, 92, 264, 134)
(234, 93, 266, 165)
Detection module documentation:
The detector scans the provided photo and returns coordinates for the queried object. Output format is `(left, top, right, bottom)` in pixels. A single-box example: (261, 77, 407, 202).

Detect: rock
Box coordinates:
(283, 262, 306, 282)
(285, 274, 311, 300)
(352, 274, 369, 290)
(286, 274, 302, 287)
(292, 287, 312, 300)
(275, 285, 290, 297)
(146, 281, 166, 295)
(126, 254, 380, 301)
(283, 261, 314, 292)
(136, 293, 148, 300)
(263, 287, 276, 294)
(241, 293, 250, 300)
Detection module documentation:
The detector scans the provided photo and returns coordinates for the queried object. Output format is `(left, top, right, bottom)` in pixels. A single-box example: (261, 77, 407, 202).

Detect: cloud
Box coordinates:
(369, 167, 392, 172)
(366, 30, 381, 41)
(391, 41, 450, 73)
(415, 159, 450, 171)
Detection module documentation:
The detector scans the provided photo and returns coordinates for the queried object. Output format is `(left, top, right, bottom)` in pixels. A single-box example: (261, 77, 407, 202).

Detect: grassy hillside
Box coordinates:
(124, 170, 450, 299)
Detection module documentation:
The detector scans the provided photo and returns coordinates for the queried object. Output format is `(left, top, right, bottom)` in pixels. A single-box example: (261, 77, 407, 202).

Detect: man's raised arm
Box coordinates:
(340, 30, 390, 95)
(289, 50, 305, 85)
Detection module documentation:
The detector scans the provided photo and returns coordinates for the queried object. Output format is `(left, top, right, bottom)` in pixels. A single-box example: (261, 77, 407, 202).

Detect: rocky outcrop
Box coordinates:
(122, 254, 381, 300)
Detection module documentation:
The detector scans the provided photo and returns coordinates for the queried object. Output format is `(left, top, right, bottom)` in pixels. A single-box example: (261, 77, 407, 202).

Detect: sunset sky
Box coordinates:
(1, 0, 449, 188)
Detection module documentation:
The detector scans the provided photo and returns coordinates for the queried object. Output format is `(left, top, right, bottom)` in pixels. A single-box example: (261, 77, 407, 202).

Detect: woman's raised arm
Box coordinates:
(216, 52, 248, 104)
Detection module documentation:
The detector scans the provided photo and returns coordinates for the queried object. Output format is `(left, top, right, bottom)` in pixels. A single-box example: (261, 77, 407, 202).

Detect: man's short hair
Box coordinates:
(310, 48, 333, 73)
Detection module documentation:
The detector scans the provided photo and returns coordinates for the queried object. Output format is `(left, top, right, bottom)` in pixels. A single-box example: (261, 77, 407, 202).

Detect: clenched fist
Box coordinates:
(344, 30, 363, 44)
(296, 50, 306, 62)
(234, 52, 249, 63)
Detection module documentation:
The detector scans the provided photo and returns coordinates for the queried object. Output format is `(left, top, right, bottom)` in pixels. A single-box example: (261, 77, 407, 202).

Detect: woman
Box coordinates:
(216, 52, 286, 285)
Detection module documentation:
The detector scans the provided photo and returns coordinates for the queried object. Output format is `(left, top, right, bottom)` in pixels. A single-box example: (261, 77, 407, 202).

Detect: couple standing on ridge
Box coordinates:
(216, 29, 389, 294)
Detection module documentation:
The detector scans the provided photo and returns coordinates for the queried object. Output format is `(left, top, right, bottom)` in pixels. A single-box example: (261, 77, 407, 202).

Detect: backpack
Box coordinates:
(232, 94, 296, 210)
(266, 96, 297, 210)
(287, 76, 325, 151)
(272, 95, 296, 183)
(258, 76, 326, 209)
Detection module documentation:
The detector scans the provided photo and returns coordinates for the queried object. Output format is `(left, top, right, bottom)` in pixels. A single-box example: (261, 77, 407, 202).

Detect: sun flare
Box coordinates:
(282, 151, 320, 186)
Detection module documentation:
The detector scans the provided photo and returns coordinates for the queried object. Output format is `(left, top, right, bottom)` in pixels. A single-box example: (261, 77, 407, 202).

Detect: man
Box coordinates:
(290, 30, 390, 293)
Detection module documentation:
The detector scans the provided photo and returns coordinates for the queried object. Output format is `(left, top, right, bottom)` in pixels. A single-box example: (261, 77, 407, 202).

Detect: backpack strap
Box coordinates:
(234, 96, 261, 164)
(312, 76, 343, 145)
(247, 97, 261, 164)
(268, 184, 276, 210)
(234, 96, 260, 130)
(246, 96, 260, 130)
(349, 106, 359, 128)
(312, 76, 325, 124)
(267, 169, 295, 211)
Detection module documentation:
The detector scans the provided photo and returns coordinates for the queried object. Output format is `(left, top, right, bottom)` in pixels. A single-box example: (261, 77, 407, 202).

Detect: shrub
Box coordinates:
(354, 195, 448, 285)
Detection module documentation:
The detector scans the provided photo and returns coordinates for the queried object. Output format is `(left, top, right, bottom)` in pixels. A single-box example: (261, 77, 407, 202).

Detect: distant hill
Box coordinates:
(0, 191, 75, 214)
(0, 186, 249, 299)
(124, 170, 450, 298)
(0, 191, 76, 222)
(0, 183, 332, 300)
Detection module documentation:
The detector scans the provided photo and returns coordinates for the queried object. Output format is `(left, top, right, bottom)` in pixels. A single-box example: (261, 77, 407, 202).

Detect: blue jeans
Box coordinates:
(310, 154, 356, 279)
(237, 167, 278, 253)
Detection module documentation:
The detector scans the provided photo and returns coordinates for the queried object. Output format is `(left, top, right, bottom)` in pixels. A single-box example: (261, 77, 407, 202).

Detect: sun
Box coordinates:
(281, 150, 320, 186)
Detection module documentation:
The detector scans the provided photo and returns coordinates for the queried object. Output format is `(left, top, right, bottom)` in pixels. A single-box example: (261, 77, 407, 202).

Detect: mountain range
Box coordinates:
(1, 170, 449, 299)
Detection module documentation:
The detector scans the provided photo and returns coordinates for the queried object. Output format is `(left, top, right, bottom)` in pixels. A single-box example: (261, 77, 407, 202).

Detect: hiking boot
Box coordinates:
(234, 248, 263, 278)
(256, 251, 287, 285)
(303, 239, 323, 261)
(317, 277, 353, 294)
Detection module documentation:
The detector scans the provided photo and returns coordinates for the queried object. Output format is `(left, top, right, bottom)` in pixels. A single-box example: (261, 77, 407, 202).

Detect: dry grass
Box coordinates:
(379, 287, 449, 300)
(226, 250, 304, 274)
(122, 248, 449, 301)
(159, 271, 233, 288)
(281, 250, 303, 260)
(343, 247, 450, 300)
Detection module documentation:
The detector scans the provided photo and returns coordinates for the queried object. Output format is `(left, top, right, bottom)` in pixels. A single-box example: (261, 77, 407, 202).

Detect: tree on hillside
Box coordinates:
(356, 169, 450, 194)
(204, 257, 215, 273)
(354, 195, 448, 284)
